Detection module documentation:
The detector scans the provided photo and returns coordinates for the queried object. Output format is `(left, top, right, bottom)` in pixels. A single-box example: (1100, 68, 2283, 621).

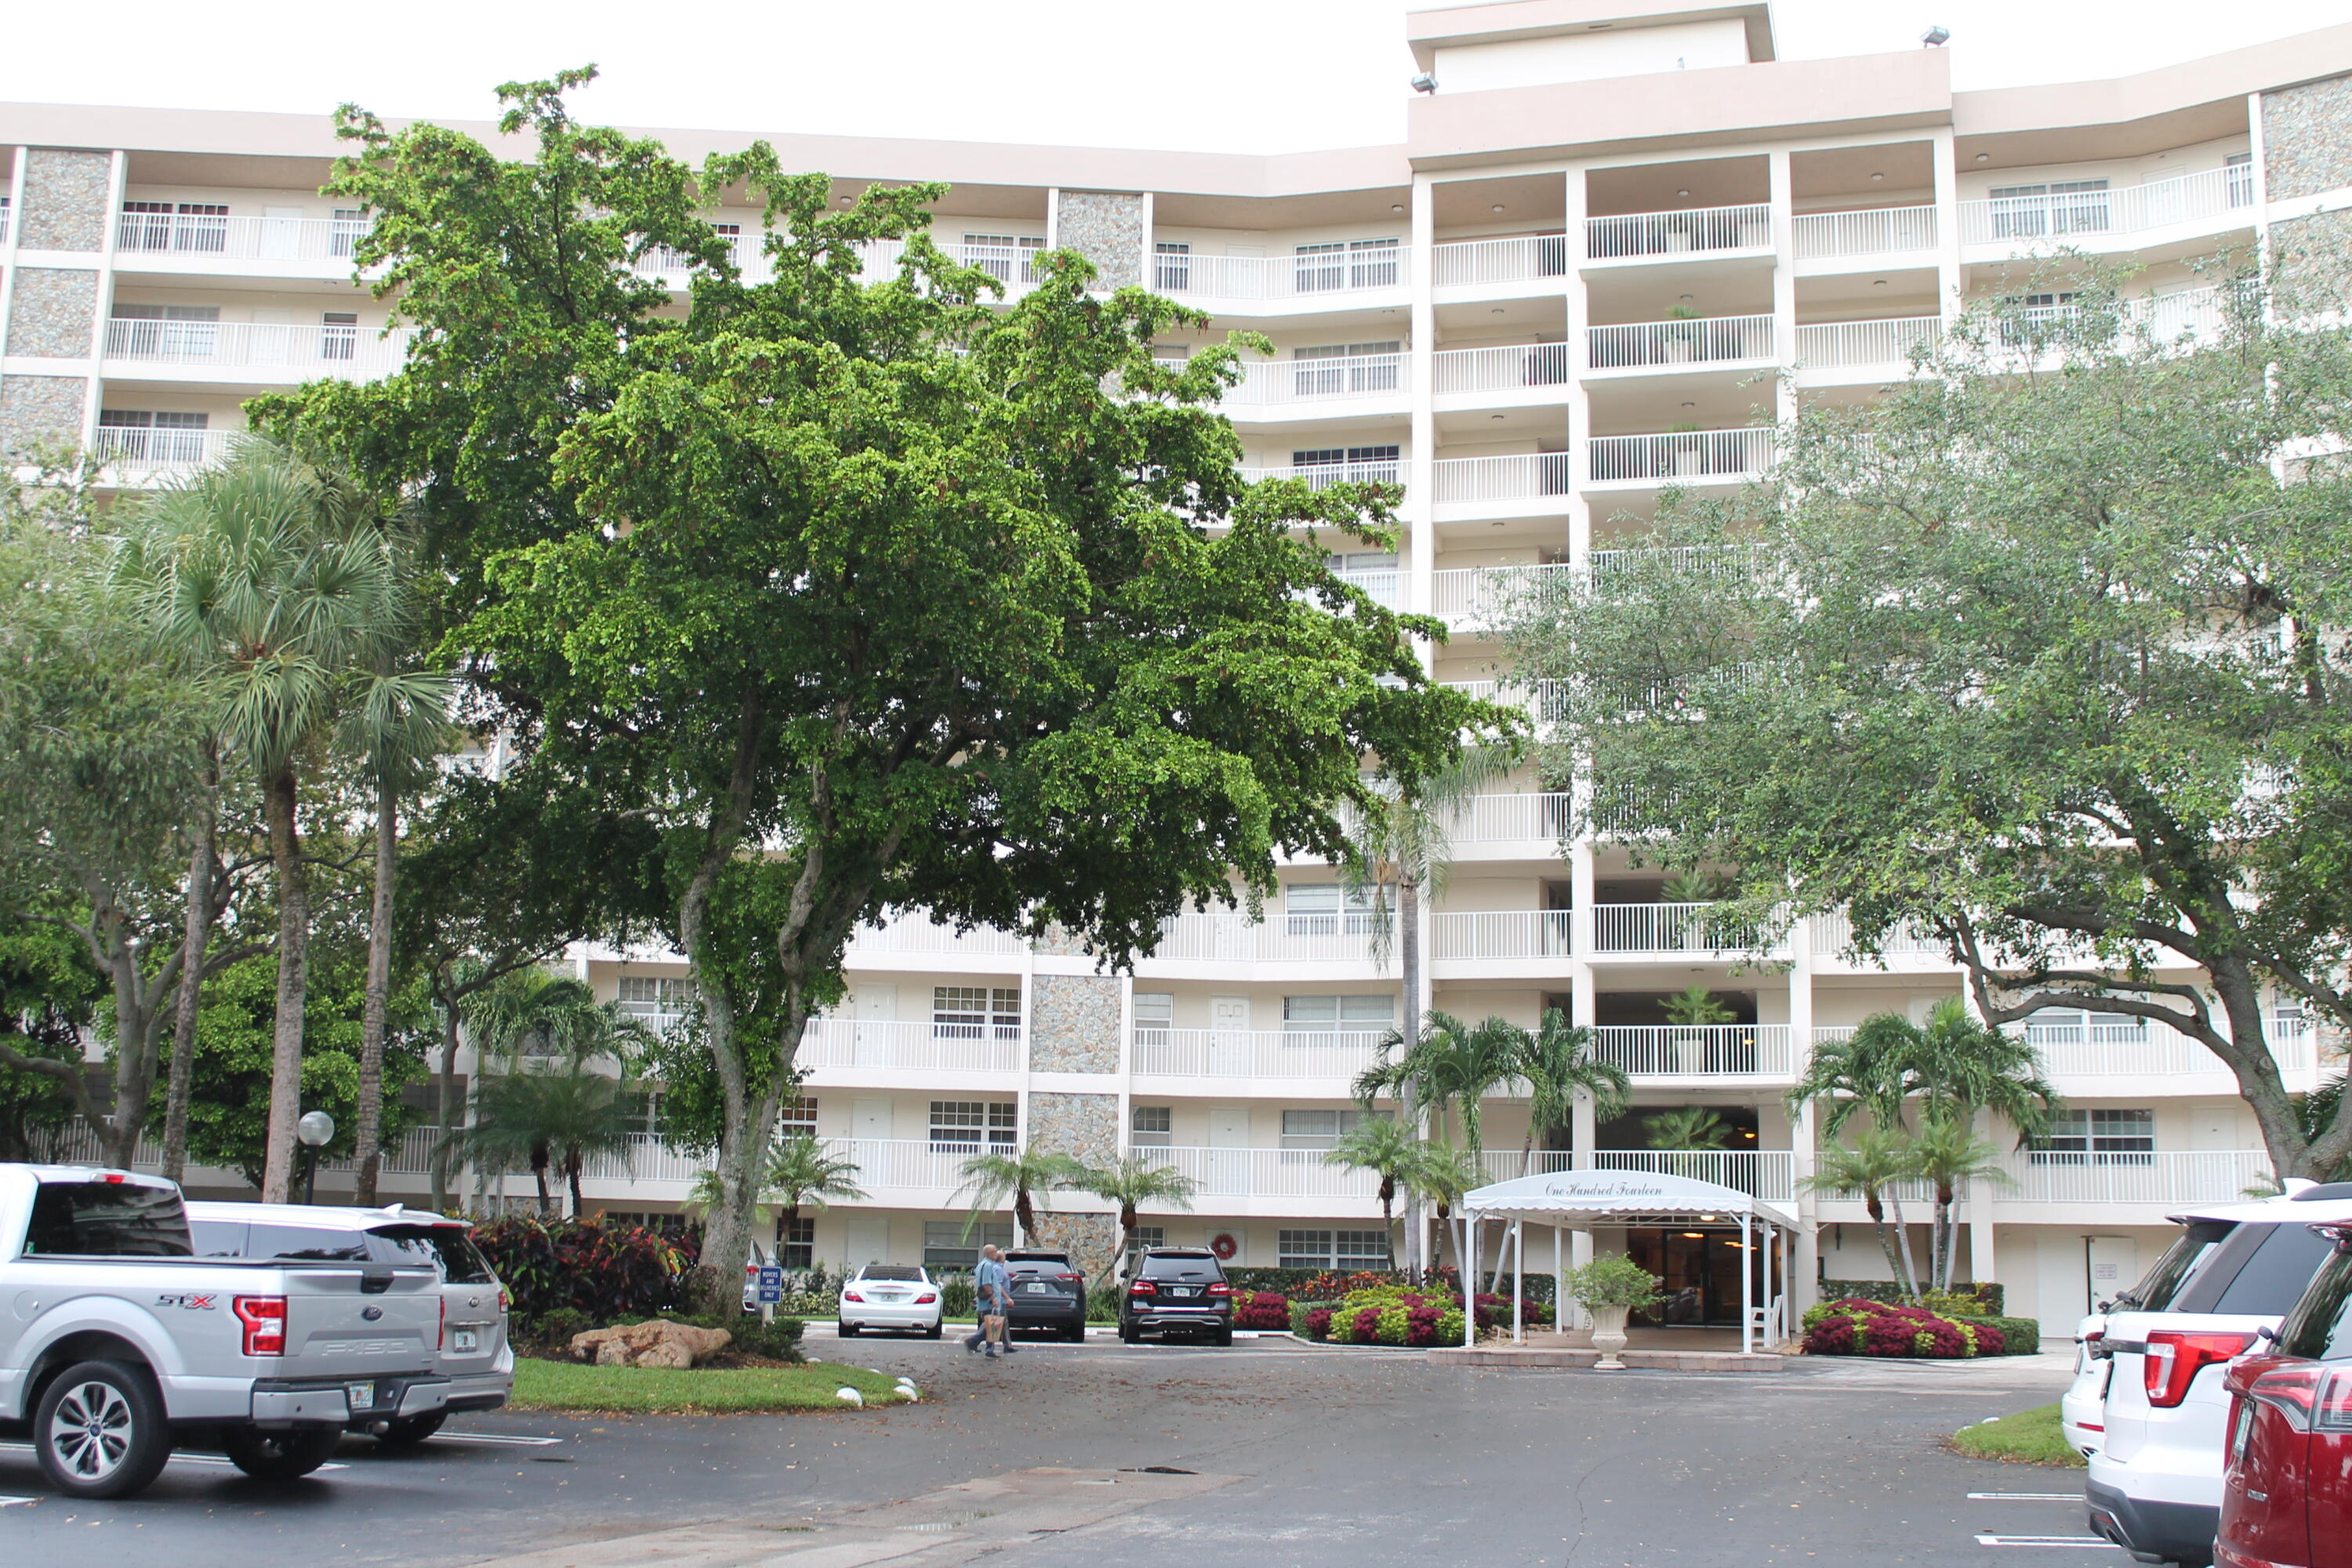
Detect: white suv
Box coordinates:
(2062, 1208, 2259, 1457)
(2085, 1184, 2352, 1566)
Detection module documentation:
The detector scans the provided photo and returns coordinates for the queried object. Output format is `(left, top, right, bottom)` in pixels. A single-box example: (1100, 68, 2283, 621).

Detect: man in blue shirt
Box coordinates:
(965, 1244, 1011, 1357)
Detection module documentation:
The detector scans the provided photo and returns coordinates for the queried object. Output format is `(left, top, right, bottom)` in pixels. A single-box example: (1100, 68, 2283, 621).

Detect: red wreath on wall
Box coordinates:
(1210, 1232, 1239, 1261)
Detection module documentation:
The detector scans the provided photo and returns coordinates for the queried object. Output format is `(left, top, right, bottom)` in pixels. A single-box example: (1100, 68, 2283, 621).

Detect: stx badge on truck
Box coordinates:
(154, 1293, 218, 1310)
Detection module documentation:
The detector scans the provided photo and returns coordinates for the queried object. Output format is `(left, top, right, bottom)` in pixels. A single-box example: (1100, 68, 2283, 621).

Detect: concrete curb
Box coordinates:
(1426, 1345, 1788, 1372)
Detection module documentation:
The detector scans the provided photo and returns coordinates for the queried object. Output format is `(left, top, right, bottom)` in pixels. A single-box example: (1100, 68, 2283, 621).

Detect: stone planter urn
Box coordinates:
(1589, 1305, 1632, 1370)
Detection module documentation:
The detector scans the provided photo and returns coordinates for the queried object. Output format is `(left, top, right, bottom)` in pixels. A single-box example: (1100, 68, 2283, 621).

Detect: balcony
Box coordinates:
(1958, 168, 2253, 252)
(1239, 458, 1403, 493)
(1147, 245, 1408, 306)
(1587, 429, 1773, 487)
(1584, 204, 1772, 264)
(1586, 314, 1773, 373)
(797, 1018, 1024, 1076)
(1791, 205, 1938, 263)
(1431, 909, 1573, 961)
(1131, 1028, 1386, 1082)
(1153, 1145, 1379, 1202)
(1430, 562, 1573, 627)
(1992, 1149, 2271, 1207)
(1432, 452, 1573, 512)
(1592, 902, 1774, 959)
(1432, 342, 1573, 399)
(1473, 1148, 1798, 1203)
(1592, 1024, 1794, 1079)
(103, 318, 417, 383)
(1586, 543, 1772, 587)
(92, 426, 240, 477)
(1328, 566, 1402, 608)
(1431, 235, 1572, 291)
(846, 911, 1027, 961)
(1219, 354, 1406, 416)
(1804, 912, 1952, 968)
(114, 210, 371, 270)
(1444, 791, 1573, 847)
(1148, 911, 1392, 967)
(1794, 316, 1940, 375)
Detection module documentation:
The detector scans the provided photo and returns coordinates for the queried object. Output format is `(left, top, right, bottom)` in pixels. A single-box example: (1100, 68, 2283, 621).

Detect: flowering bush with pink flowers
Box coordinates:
(1232, 1290, 1291, 1330)
(1800, 1297, 2005, 1359)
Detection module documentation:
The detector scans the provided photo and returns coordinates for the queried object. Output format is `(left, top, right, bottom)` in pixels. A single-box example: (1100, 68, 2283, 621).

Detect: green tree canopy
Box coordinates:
(1509, 255, 2352, 1181)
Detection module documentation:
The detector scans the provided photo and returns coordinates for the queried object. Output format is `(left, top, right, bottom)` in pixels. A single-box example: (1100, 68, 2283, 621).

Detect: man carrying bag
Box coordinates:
(966, 1244, 1014, 1358)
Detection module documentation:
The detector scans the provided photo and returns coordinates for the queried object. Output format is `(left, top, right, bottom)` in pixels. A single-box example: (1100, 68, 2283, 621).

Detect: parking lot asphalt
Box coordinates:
(0, 1331, 2100, 1567)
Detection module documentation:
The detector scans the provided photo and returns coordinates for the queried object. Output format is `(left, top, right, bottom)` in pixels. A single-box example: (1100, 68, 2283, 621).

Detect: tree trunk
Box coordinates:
(1014, 1186, 1036, 1247)
(568, 1155, 586, 1218)
(1399, 873, 1423, 1276)
(533, 1154, 551, 1214)
(432, 979, 463, 1212)
(1864, 1196, 1907, 1289)
(162, 752, 220, 1183)
(354, 779, 397, 1207)
(259, 762, 310, 1203)
(1884, 1192, 1922, 1299)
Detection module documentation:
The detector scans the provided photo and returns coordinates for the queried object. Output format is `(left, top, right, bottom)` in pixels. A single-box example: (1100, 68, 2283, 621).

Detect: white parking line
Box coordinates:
(430, 1432, 564, 1447)
(0, 1495, 38, 1508)
(1973, 1535, 2119, 1549)
(0, 1441, 347, 1473)
(1969, 1493, 2086, 1502)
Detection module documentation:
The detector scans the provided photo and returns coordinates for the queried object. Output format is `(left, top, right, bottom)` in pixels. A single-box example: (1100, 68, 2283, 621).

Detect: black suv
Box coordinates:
(1002, 1249, 1088, 1341)
(1120, 1247, 1234, 1345)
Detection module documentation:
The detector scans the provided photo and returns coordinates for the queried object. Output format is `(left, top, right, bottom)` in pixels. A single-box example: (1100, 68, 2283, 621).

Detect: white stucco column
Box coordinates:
(1409, 173, 1438, 618)
(1788, 916, 1820, 1314)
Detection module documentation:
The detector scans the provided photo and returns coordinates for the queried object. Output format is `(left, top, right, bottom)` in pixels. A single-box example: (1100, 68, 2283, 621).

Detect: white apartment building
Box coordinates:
(8, 1, 2351, 1338)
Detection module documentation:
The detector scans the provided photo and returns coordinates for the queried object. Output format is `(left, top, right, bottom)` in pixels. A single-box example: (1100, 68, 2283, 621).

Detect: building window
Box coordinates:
(1282, 995, 1393, 1037)
(1284, 884, 1383, 937)
(321, 311, 359, 361)
(925, 1218, 1012, 1271)
(2034, 1109, 2155, 1167)
(1133, 992, 1174, 1040)
(1279, 1108, 1363, 1152)
(1349, 237, 1399, 288)
(777, 1215, 815, 1269)
(1278, 1228, 1391, 1269)
(932, 985, 1021, 1040)
(1279, 1229, 1334, 1267)
(1290, 445, 1399, 486)
(1291, 341, 1400, 396)
(2023, 1008, 2144, 1046)
(1292, 238, 1396, 292)
(779, 1096, 818, 1138)
(1126, 1224, 1166, 1266)
(329, 207, 369, 259)
(2226, 153, 2254, 209)
(963, 233, 1044, 284)
(615, 975, 694, 1029)
(930, 1099, 1017, 1152)
(120, 200, 229, 252)
(1987, 180, 2109, 239)
(1131, 1105, 1173, 1148)
(1153, 241, 1191, 290)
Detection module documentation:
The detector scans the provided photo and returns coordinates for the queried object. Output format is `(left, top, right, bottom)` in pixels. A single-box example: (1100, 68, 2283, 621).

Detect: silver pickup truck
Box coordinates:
(0, 1163, 449, 1499)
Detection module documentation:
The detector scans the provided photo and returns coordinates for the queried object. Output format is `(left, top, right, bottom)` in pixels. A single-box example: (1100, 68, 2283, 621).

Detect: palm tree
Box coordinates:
(952, 1147, 1089, 1247)
(1788, 1013, 1918, 1141)
(1910, 1110, 2016, 1293)
(1642, 1105, 1732, 1180)
(1323, 1116, 1421, 1263)
(1338, 746, 1513, 1270)
(1801, 1127, 1923, 1298)
(1355, 1010, 1522, 1160)
(125, 437, 415, 1203)
(683, 1132, 867, 1252)
(1908, 999, 2061, 1146)
(1075, 1156, 1200, 1278)
(467, 967, 628, 1062)
(444, 1060, 644, 1215)
(1512, 1008, 1630, 1173)
(1407, 1137, 1486, 1277)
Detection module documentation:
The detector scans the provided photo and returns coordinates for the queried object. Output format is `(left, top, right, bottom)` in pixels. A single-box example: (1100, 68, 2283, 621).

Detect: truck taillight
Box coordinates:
(2143, 1330, 2251, 1408)
(234, 1295, 288, 1357)
(439, 1296, 447, 1352)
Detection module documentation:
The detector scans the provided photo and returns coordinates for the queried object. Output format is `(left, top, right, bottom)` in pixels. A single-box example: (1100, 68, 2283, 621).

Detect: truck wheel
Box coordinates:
(374, 1411, 447, 1449)
(34, 1360, 172, 1501)
(1119, 1323, 1139, 1345)
(222, 1427, 342, 1481)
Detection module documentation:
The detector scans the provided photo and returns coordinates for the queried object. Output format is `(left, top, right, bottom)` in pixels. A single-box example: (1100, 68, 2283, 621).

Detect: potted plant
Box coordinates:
(1664, 303, 1703, 364)
(1661, 982, 1733, 1073)
(1563, 1254, 1667, 1370)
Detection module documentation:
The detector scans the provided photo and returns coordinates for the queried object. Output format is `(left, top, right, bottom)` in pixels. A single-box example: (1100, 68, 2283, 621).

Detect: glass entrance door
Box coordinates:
(1624, 1227, 1766, 1327)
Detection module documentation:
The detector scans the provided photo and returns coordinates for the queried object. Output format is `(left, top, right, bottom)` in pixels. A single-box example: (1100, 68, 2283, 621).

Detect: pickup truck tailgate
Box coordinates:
(277, 1268, 441, 1377)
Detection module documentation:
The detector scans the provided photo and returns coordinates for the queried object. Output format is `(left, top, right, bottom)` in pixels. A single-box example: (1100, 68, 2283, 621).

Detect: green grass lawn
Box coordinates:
(510, 1358, 913, 1414)
(1949, 1403, 2086, 1468)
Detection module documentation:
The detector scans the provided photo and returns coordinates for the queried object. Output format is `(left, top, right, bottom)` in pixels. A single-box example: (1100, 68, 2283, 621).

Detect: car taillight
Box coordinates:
(1129, 1279, 1155, 1296)
(234, 1295, 288, 1357)
(843, 1290, 865, 1304)
(2228, 1359, 2352, 1434)
(1055, 1272, 1080, 1282)
(2143, 1330, 2252, 1408)
(438, 1296, 447, 1352)
(499, 1287, 510, 1316)
(1207, 1282, 1232, 1298)
(915, 1292, 938, 1305)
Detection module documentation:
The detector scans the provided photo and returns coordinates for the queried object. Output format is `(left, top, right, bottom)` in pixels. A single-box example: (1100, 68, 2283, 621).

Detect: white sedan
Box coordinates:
(837, 1264, 945, 1338)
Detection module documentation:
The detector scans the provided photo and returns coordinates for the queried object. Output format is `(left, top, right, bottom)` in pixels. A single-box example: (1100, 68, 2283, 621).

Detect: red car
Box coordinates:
(2216, 1220, 2352, 1568)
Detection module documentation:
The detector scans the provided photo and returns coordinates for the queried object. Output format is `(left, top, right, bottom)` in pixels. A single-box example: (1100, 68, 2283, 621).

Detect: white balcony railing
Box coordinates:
(116, 210, 372, 263)
(1587, 429, 1773, 485)
(1432, 452, 1575, 506)
(1590, 1149, 1796, 1202)
(1153, 1145, 1381, 1201)
(1150, 246, 1406, 301)
(1806, 912, 1951, 964)
(1225, 354, 1406, 408)
(1432, 341, 1573, 395)
(1439, 677, 1569, 726)
(1958, 168, 2253, 249)
(1330, 568, 1402, 608)
(1149, 912, 1394, 966)
(1239, 459, 1404, 493)
(1585, 204, 1772, 262)
(1444, 790, 1574, 843)
(1592, 902, 1773, 956)
(1592, 1025, 1794, 1078)
(1431, 234, 1573, 289)
(1791, 205, 1939, 260)
(846, 911, 1028, 960)
(1131, 1028, 1386, 1080)
(797, 1018, 1024, 1074)
(1430, 562, 1574, 624)
(1586, 543, 1772, 586)
(103, 318, 416, 377)
(1995, 1149, 2273, 1206)
(92, 426, 240, 470)
(2020, 1014, 2314, 1078)
(1431, 909, 1574, 960)
(1588, 314, 1773, 370)
(1795, 316, 1940, 370)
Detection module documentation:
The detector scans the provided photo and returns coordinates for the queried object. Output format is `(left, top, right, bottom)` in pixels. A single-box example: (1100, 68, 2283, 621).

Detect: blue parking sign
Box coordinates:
(757, 1265, 784, 1304)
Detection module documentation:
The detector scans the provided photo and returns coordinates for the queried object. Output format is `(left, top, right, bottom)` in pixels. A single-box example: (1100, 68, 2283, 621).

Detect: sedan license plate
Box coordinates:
(452, 1327, 481, 1353)
(346, 1381, 376, 1410)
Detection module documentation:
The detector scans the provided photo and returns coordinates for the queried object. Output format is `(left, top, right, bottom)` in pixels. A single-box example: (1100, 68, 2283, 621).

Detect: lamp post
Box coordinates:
(297, 1110, 336, 1206)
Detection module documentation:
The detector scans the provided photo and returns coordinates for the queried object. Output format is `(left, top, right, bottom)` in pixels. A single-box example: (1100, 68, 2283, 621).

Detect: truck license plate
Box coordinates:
(453, 1328, 481, 1352)
(346, 1381, 376, 1410)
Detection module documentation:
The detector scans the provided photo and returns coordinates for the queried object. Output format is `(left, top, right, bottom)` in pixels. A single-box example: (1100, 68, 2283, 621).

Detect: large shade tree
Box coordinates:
(266, 73, 1494, 1306)
(1509, 257, 2352, 1182)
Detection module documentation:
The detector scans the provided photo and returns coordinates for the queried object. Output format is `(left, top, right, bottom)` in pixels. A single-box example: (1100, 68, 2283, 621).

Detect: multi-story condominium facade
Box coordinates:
(8, 1, 2351, 1338)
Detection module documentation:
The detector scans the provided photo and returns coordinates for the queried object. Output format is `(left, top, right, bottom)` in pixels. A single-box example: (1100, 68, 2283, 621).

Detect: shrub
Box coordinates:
(1823, 1279, 2004, 1316)
(659, 1312, 806, 1363)
(1562, 1254, 1665, 1314)
(940, 1276, 976, 1319)
(1802, 1296, 1990, 1359)
(1952, 1314, 2039, 1356)
(471, 1215, 699, 1328)
(530, 1306, 593, 1350)
(1233, 1291, 1290, 1330)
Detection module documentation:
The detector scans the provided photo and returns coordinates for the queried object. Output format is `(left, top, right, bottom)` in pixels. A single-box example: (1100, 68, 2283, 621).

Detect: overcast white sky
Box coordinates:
(2, 0, 2345, 153)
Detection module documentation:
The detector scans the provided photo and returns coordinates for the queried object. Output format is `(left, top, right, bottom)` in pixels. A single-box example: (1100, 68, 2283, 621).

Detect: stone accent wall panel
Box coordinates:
(1027, 1090, 1119, 1167)
(5, 269, 100, 358)
(1026, 1212, 1120, 1283)
(2263, 76, 2352, 201)
(1030, 974, 1122, 1073)
(1054, 190, 1144, 290)
(2272, 209, 2352, 304)
(0, 375, 89, 456)
(19, 149, 113, 252)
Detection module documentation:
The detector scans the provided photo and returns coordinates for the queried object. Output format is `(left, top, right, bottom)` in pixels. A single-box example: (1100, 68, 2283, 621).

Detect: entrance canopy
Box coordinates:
(1463, 1168, 1798, 1232)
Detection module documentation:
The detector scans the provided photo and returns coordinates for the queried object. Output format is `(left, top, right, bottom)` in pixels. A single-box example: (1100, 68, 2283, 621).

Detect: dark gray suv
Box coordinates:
(1119, 1247, 1233, 1345)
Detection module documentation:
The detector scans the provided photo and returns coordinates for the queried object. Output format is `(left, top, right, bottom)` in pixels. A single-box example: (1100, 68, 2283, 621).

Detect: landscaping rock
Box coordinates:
(568, 1319, 733, 1369)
